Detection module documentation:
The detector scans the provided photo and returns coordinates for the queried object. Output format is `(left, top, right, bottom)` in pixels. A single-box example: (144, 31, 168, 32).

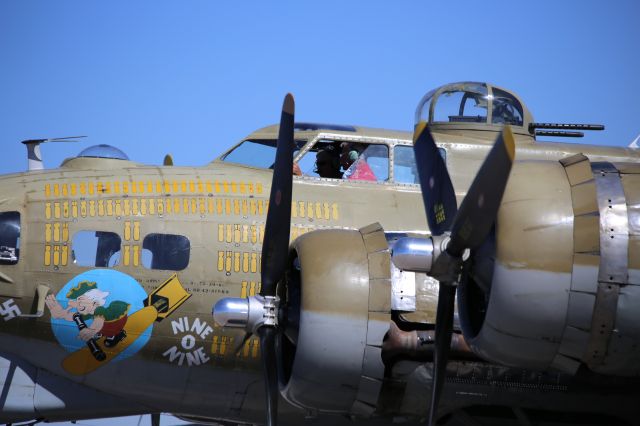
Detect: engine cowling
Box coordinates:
(458, 155, 640, 376)
(279, 224, 391, 417)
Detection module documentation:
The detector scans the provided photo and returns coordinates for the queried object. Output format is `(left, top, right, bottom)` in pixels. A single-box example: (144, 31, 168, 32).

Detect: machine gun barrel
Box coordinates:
(529, 123, 604, 131)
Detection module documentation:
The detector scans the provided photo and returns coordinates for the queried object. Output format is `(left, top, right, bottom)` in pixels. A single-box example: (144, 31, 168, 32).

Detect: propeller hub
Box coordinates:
(213, 295, 280, 333)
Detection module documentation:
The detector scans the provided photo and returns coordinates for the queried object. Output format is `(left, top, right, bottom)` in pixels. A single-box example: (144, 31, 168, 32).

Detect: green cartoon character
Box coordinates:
(46, 281, 130, 360)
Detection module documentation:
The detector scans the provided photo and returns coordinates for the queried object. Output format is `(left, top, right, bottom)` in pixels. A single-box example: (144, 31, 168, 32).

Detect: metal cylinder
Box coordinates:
(391, 237, 434, 272)
(212, 298, 249, 328)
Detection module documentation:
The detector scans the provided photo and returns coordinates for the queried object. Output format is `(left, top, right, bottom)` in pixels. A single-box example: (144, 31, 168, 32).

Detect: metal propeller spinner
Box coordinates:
(213, 94, 295, 426)
(412, 122, 515, 426)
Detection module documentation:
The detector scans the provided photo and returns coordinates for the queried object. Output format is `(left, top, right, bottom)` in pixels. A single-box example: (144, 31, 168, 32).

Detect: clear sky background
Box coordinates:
(1, 1, 640, 176)
(0, 1, 639, 425)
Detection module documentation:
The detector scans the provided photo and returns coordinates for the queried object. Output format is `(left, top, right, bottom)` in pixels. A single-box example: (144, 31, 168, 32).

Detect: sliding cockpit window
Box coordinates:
(221, 139, 306, 169)
(0, 212, 21, 265)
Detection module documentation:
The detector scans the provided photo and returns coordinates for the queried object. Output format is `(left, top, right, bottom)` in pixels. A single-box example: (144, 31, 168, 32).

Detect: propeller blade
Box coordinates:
(413, 122, 457, 236)
(447, 126, 515, 257)
(427, 285, 456, 426)
(258, 326, 279, 426)
(261, 93, 295, 297)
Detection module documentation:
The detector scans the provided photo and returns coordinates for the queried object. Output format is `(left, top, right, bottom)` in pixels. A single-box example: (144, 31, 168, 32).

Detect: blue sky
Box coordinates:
(1, 1, 639, 176)
(1, 1, 639, 424)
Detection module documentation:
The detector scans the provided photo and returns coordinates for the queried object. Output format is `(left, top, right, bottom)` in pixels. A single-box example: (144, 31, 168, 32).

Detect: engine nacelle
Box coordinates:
(459, 155, 640, 376)
(279, 224, 391, 417)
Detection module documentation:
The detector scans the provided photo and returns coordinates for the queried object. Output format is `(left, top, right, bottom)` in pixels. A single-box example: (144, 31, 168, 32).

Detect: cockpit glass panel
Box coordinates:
(433, 83, 488, 124)
(394, 145, 446, 184)
(0, 212, 20, 265)
(491, 87, 524, 126)
(221, 139, 305, 169)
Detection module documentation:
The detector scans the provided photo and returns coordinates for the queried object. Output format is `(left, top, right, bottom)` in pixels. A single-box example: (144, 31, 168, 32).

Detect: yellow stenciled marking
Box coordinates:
(113, 181, 120, 194)
(197, 180, 203, 193)
(45, 184, 51, 197)
(133, 222, 140, 241)
(259, 224, 265, 243)
(243, 253, 249, 272)
(224, 199, 231, 215)
(45, 203, 52, 219)
(217, 199, 223, 215)
(249, 281, 257, 296)
(123, 199, 130, 216)
(163, 181, 170, 193)
(53, 246, 60, 266)
(307, 202, 314, 219)
(54, 202, 61, 219)
(231, 182, 237, 193)
(258, 200, 264, 216)
(316, 202, 322, 219)
(251, 226, 257, 244)
(45, 224, 52, 242)
(190, 198, 196, 214)
(137, 182, 144, 194)
(96, 182, 103, 194)
(190, 181, 196, 193)
(223, 181, 229, 193)
(291, 202, 297, 218)
(44, 245, 51, 266)
(256, 182, 263, 194)
(124, 221, 131, 241)
(199, 198, 206, 214)
(225, 251, 232, 272)
(234, 252, 240, 272)
(89, 200, 96, 217)
(72, 201, 78, 218)
(208, 199, 214, 214)
(241, 281, 248, 298)
(106, 200, 113, 216)
(80, 183, 86, 195)
(166, 199, 173, 214)
(182, 198, 188, 213)
(434, 203, 446, 224)
(206, 181, 213, 193)
(218, 224, 225, 242)
(62, 223, 69, 242)
(242, 199, 248, 216)
(248, 183, 254, 194)
(234, 225, 241, 243)
(156, 199, 164, 215)
(63, 201, 69, 218)
(226, 224, 232, 243)
(240, 182, 246, 194)
(98, 200, 105, 216)
(215, 180, 221, 193)
(299, 201, 305, 218)
(132, 199, 139, 215)
(250, 200, 256, 215)
(332, 203, 339, 220)
(88, 182, 95, 195)
(123, 245, 130, 266)
(62, 184, 68, 197)
(104, 182, 111, 194)
(242, 225, 248, 243)
(54, 184, 60, 196)
(133, 245, 140, 267)
(252, 339, 259, 358)
(61, 245, 68, 266)
(323, 202, 329, 220)
(80, 201, 87, 218)
(178, 181, 184, 193)
(291, 227, 298, 240)
(155, 181, 162, 194)
(144, 199, 151, 215)
(250, 253, 257, 273)
(115, 200, 122, 216)
(70, 184, 77, 196)
(233, 200, 240, 215)
(217, 251, 224, 271)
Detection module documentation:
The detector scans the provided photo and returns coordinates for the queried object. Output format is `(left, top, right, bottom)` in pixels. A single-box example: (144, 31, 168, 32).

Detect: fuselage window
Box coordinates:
(393, 145, 446, 184)
(71, 231, 121, 267)
(142, 233, 190, 271)
(297, 140, 389, 182)
(0, 211, 20, 265)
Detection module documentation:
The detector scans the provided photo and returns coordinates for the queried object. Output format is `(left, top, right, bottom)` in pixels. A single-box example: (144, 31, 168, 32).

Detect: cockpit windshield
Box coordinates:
(220, 139, 306, 169)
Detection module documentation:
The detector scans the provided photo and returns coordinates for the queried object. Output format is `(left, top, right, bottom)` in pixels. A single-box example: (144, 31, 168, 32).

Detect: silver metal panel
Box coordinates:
(362, 346, 385, 380)
(366, 317, 389, 347)
(567, 292, 596, 330)
(354, 376, 383, 406)
(550, 353, 581, 375)
(391, 267, 416, 311)
(570, 260, 599, 293)
(558, 326, 590, 360)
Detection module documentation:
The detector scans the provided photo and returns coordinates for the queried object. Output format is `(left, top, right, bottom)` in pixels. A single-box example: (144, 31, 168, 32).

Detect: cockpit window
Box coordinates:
(142, 233, 190, 271)
(491, 87, 524, 126)
(297, 140, 389, 182)
(0, 212, 20, 265)
(394, 145, 446, 184)
(221, 139, 306, 169)
(433, 83, 489, 124)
